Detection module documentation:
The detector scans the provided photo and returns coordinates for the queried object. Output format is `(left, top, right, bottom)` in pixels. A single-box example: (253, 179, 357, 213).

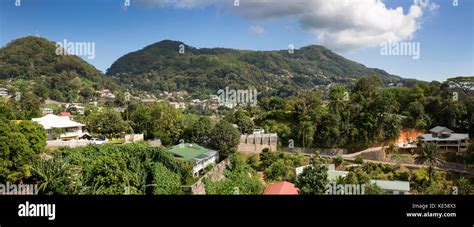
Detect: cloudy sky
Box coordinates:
(0, 0, 472, 81)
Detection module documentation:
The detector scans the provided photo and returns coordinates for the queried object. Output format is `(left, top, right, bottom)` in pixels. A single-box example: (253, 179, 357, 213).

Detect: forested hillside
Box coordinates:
(107, 40, 405, 98)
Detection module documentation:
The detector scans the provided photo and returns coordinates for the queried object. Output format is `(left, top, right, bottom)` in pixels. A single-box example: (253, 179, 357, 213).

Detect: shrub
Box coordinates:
(246, 154, 260, 171)
(204, 163, 215, 173)
(355, 155, 364, 165)
(333, 155, 344, 167)
(394, 168, 410, 181)
(152, 163, 182, 195)
(204, 154, 264, 195)
(365, 183, 384, 195)
(264, 160, 293, 182)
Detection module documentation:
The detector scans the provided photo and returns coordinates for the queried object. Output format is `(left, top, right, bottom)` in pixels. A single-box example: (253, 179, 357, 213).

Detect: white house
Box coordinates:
(32, 114, 87, 141)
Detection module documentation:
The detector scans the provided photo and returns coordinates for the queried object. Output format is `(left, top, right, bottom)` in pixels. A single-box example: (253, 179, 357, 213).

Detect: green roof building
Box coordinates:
(370, 180, 410, 194)
(168, 143, 219, 176)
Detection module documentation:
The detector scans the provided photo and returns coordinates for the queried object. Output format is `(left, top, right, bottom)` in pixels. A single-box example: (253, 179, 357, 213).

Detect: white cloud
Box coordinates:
(135, 0, 218, 8)
(136, 0, 439, 52)
(249, 25, 265, 36)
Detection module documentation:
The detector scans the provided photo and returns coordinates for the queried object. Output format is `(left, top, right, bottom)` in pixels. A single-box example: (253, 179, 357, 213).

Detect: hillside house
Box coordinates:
(168, 143, 219, 177)
(32, 114, 87, 141)
(418, 126, 470, 153)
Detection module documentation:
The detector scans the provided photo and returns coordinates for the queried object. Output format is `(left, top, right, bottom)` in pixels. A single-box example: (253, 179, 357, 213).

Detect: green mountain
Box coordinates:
(0, 36, 119, 102)
(107, 40, 403, 97)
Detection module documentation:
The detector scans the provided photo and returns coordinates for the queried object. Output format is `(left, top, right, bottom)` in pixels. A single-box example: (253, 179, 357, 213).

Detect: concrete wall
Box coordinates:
(238, 133, 278, 154)
(46, 140, 90, 148)
(343, 147, 386, 161)
(147, 139, 162, 147)
(182, 158, 231, 195)
(124, 134, 144, 143)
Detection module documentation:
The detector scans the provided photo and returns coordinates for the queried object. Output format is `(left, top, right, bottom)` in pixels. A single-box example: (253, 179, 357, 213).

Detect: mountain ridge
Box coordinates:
(106, 39, 404, 97)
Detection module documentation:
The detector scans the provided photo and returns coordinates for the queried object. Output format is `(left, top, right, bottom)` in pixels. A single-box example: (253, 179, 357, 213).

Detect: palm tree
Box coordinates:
(415, 143, 443, 182)
(297, 120, 315, 148)
(32, 158, 82, 195)
(328, 85, 348, 114)
(455, 177, 472, 195)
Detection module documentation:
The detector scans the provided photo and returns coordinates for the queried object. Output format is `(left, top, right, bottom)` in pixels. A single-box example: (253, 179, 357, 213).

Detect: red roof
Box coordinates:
(263, 181, 299, 195)
(59, 112, 73, 117)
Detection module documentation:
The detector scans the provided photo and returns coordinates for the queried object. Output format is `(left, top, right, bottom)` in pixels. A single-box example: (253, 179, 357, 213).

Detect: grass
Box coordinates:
(386, 152, 415, 164)
(108, 139, 125, 143)
(41, 103, 60, 110)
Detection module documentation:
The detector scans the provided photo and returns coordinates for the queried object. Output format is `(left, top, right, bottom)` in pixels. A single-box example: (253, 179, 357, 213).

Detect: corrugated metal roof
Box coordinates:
(168, 143, 217, 162)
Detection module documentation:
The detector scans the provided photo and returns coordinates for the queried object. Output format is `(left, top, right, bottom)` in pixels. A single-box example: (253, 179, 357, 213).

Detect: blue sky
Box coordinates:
(0, 0, 472, 82)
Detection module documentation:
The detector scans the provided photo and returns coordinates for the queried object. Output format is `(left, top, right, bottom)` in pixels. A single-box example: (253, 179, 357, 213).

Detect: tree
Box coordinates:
(407, 101, 427, 128)
(17, 121, 47, 154)
(0, 120, 36, 182)
(343, 168, 370, 185)
(79, 88, 94, 102)
(353, 75, 382, 94)
(233, 110, 254, 134)
(295, 154, 329, 195)
(52, 128, 66, 140)
(32, 158, 82, 195)
(415, 143, 443, 182)
(129, 105, 152, 138)
(328, 84, 348, 114)
(129, 103, 183, 145)
(86, 109, 130, 138)
(209, 121, 241, 156)
(9, 93, 41, 119)
(296, 119, 315, 148)
(263, 160, 292, 182)
(317, 113, 343, 148)
(365, 183, 384, 195)
(204, 153, 264, 195)
(183, 116, 213, 146)
(447, 76, 474, 96)
(86, 154, 134, 195)
(455, 177, 472, 195)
